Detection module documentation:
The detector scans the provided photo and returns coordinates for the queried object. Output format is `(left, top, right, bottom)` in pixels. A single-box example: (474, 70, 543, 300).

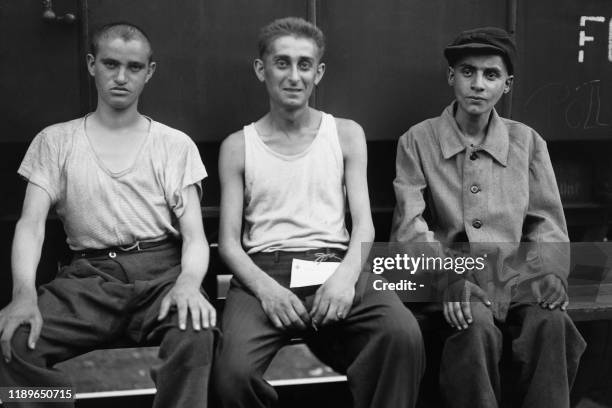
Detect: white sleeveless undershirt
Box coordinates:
(242, 112, 350, 254)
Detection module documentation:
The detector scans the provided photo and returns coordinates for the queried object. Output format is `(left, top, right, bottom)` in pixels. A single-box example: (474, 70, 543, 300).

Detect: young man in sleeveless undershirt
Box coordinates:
(213, 17, 425, 408)
(0, 22, 215, 408)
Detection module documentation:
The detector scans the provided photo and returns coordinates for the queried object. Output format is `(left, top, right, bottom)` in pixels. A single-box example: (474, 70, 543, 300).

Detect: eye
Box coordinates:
(461, 67, 473, 77)
(129, 64, 144, 73)
(275, 60, 288, 68)
(298, 61, 313, 70)
(486, 71, 500, 80)
(103, 61, 118, 69)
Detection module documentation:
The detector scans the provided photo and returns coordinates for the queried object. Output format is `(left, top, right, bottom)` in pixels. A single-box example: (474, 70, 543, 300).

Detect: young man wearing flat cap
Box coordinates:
(391, 27, 586, 408)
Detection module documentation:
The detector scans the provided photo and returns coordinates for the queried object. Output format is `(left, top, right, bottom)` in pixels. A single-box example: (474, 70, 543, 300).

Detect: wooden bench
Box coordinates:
(2, 208, 612, 407)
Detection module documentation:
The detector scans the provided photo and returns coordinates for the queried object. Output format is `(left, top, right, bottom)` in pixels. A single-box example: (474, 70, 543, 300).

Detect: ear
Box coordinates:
(145, 61, 156, 83)
(86, 54, 96, 76)
(447, 66, 455, 86)
(503, 75, 514, 94)
(314, 62, 326, 86)
(253, 59, 265, 82)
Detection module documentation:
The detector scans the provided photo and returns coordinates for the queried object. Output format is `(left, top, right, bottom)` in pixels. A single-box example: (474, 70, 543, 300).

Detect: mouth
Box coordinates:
(110, 88, 130, 95)
(283, 88, 302, 93)
(467, 96, 486, 102)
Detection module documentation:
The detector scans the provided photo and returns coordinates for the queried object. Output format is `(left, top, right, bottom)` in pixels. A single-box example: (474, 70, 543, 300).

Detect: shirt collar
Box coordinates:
(438, 101, 509, 167)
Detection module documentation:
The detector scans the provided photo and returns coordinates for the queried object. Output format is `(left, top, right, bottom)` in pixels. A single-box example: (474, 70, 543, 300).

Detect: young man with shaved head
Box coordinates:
(214, 16, 425, 408)
(0, 22, 215, 408)
(391, 27, 586, 408)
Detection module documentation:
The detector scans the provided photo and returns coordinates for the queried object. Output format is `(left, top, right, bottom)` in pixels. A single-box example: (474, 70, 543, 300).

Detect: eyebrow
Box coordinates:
(484, 67, 502, 73)
(99, 57, 146, 67)
(272, 54, 315, 62)
(456, 62, 475, 69)
(456, 63, 503, 73)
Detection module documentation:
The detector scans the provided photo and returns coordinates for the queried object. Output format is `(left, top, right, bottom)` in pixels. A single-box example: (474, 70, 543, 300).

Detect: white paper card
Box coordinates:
(290, 259, 340, 288)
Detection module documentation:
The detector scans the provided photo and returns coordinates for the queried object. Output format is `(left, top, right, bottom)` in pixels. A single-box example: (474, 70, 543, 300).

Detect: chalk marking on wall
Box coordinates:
(578, 16, 605, 62)
(609, 19, 612, 62)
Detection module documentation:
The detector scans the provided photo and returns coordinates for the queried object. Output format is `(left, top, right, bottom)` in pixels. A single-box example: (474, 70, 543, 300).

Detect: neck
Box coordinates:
(91, 101, 142, 130)
(268, 102, 313, 132)
(454, 108, 492, 145)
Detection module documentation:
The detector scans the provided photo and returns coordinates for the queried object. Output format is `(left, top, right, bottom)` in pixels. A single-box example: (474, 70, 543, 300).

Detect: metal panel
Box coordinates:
(0, 0, 81, 141)
(85, 0, 309, 141)
(513, 0, 612, 140)
(316, 0, 508, 141)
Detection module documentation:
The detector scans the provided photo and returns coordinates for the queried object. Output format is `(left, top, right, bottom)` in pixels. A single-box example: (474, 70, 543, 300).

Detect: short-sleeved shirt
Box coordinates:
(390, 102, 569, 318)
(18, 116, 207, 250)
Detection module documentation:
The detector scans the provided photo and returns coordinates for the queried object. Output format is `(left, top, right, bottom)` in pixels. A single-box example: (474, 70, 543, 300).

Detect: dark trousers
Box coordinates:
(0, 242, 214, 408)
(440, 302, 586, 408)
(213, 250, 426, 408)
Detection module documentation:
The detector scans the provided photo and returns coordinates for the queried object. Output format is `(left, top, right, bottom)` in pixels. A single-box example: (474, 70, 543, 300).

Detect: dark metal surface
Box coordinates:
(512, 0, 612, 140)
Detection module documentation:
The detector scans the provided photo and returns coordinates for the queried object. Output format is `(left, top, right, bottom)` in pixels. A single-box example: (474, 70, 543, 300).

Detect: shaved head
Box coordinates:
(90, 22, 153, 62)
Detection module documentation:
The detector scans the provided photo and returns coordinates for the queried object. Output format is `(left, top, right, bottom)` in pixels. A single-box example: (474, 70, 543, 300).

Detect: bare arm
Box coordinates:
(0, 183, 51, 361)
(218, 132, 309, 330)
(310, 119, 374, 326)
(334, 119, 374, 281)
(158, 185, 216, 330)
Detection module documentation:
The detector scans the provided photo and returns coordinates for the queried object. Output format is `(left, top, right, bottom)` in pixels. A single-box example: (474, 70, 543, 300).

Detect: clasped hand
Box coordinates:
(258, 268, 355, 330)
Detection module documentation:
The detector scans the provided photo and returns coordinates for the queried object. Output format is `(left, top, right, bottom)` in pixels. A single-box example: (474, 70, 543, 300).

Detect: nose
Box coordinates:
(288, 64, 300, 82)
(115, 67, 127, 84)
(471, 72, 484, 92)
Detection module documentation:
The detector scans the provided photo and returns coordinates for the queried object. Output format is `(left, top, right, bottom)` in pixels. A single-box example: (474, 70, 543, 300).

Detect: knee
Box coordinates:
(525, 307, 574, 337)
(457, 304, 499, 343)
(0, 327, 47, 374)
(160, 327, 214, 368)
(379, 308, 424, 355)
(6, 328, 31, 357)
(213, 346, 258, 396)
(6, 327, 42, 362)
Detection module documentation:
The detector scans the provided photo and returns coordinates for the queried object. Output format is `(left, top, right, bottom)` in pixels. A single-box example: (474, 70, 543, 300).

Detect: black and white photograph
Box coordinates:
(0, 1, 611, 407)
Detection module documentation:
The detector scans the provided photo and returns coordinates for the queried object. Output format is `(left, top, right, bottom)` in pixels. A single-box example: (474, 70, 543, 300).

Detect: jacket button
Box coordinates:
(470, 185, 480, 194)
(472, 219, 483, 229)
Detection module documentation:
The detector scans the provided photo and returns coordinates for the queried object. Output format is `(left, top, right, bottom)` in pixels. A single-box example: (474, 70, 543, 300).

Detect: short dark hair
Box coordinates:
(257, 17, 325, 59)
(90, 22, 153, 62)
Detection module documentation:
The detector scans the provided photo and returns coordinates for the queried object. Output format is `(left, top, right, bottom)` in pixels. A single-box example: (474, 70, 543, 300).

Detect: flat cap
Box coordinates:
(444, 27, 517, 74)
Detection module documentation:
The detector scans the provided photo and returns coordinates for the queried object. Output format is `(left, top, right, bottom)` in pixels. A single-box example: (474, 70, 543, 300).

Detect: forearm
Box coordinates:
(11, 217, 45, 298)
(219, 239, 277, 298)
(179, 235, 209, 286)
(337, 220, 374, 284)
